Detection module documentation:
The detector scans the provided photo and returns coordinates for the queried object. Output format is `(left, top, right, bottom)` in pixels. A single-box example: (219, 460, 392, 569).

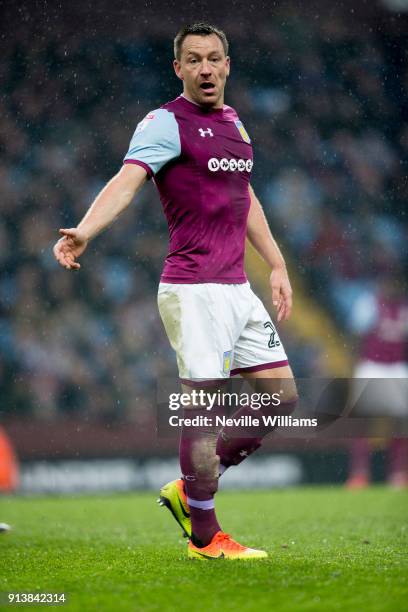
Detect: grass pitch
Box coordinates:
(0, 487, 407, 611)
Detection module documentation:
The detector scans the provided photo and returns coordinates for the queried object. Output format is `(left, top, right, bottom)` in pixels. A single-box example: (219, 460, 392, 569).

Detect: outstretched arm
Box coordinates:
(53, 163, 147, 270)
(246, 184, 293, 322)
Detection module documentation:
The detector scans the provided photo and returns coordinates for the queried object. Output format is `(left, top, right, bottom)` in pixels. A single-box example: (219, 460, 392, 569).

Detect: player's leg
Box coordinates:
(216, 286, 298, 471)
(177, 383, 225, 547)
(345, 439, 371, 489)
(157, 283, 268, 558)
(388, 438, 408, 488)
(157, 283, 231, 547)
(217, 366, 298, 472)
(181, 385, 268, 558)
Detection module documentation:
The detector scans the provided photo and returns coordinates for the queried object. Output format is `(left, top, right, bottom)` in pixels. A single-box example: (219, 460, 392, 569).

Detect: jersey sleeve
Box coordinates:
(123, 109, 181, 176)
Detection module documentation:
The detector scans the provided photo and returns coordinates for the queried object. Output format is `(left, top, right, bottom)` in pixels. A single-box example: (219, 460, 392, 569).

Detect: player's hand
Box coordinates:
(270, 266, 293, 322)
(53, 228, 88, 270)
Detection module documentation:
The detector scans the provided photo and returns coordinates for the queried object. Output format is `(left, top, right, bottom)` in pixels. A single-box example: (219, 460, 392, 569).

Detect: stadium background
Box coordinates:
(0, 0, 407, 493)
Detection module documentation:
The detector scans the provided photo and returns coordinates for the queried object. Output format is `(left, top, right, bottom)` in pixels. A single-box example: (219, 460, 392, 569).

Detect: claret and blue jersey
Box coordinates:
(123, 95, 253, 284)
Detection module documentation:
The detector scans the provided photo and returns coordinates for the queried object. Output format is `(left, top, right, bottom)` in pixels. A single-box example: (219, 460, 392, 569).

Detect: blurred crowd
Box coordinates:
(0, 5, 407, 419)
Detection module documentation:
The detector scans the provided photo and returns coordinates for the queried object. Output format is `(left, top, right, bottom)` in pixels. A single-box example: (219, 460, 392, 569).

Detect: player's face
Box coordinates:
(174, 34, 230, 109)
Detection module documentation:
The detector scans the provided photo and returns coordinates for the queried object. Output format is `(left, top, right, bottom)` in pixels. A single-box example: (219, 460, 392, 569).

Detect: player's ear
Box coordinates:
(225, 56, 231, 78)
(173, 59, 184, 80)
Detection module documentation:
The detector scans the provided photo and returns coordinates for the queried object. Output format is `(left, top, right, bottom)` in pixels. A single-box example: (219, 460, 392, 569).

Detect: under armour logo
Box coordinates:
(239, 450, 248, 457)
(199, 128, 214, 137)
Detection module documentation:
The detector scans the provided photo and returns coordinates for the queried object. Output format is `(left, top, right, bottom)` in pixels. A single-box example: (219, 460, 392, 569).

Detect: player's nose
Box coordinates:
(200, 59, 212, 77)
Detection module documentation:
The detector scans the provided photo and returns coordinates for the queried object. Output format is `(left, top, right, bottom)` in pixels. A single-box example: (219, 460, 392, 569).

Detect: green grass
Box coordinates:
(0, 487, 407, 611)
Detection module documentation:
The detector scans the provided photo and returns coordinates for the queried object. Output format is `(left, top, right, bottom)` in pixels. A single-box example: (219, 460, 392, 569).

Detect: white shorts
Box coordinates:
(157, 282, 288, 381)
(354, 360, 408, 380)
(350, 360, 408, 416)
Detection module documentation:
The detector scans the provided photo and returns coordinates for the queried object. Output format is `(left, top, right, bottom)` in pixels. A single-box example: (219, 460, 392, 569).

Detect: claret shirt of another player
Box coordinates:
(124, 95, 253, 284)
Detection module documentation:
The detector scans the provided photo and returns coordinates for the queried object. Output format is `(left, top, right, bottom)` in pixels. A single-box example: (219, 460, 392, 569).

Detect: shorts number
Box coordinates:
(264, 321, 281, 348)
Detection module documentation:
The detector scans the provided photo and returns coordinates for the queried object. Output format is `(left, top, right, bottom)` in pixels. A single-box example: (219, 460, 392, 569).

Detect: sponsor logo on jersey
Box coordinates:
(234, 120, 251, 143)
(208, 157, 253, 172)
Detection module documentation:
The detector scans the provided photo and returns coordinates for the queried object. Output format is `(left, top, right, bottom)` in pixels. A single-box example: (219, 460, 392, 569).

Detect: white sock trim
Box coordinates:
(187, 497, 215, 510)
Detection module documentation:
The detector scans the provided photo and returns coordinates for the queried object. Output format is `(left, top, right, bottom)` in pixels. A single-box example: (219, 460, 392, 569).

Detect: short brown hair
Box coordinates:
(174, 23, 229, 61)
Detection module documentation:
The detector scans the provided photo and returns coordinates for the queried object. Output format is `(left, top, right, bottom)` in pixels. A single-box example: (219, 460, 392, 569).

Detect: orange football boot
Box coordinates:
(188, 531, 268, 560)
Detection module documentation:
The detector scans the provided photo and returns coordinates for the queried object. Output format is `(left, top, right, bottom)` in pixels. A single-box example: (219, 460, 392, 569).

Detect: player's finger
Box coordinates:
(54, 249, 66, 266)
(283, 294, 293, 321)
(277, 299, 286, 322)
(281, 306, 289, 322)
(59, 228, 79, 243)
(54, 239, 71, 260)
(67, 258, 79, 269)
(271, 284, 280, 307)
(53, 241, 64, 257)
(57, 249, 74, 267)
(62, 251, 80, 269)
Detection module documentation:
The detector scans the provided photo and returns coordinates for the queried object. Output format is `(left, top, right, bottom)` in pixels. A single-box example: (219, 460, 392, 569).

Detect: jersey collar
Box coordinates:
(179, 94, 226, 115)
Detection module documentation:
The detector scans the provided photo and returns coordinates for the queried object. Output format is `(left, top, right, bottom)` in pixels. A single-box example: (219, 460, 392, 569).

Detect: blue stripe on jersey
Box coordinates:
(124, 109, 181, 175)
